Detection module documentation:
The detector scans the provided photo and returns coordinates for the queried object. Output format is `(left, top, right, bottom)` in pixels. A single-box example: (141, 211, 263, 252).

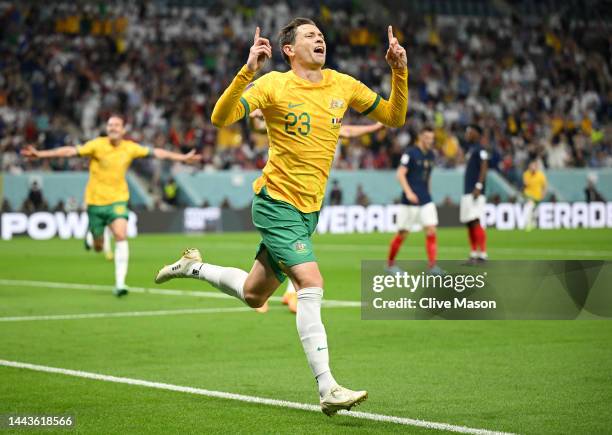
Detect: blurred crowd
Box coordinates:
(1, 1, 611, 195)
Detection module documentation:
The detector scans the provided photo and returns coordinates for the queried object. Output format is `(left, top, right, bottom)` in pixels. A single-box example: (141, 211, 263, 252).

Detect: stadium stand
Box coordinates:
(1, 1, 610, 207)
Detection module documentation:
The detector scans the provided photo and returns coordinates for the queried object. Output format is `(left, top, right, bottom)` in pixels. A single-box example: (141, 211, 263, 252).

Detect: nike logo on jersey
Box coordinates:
(288, 102, 305, 108)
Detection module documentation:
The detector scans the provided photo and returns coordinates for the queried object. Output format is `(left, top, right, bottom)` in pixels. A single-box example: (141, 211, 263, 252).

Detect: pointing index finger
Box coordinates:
(388, 25, 393, 44)
(254, 26, 260, 43)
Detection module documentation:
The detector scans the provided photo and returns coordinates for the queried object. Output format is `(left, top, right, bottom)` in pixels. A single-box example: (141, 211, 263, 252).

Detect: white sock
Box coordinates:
(114, 240, 129, 289)
(479, 251, 488, 260)
(189, 263, 246, 302)
(470, 250, 478, 258)
(286, 280, 296, 294)
(103, 227, 112, 255)
(86, 231, 93, 248)
(296, 287, 337, 397)
(525, 201, 535, 229)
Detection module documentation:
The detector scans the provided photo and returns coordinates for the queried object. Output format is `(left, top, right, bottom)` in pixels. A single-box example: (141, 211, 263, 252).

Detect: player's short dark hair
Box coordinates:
(278, 17, 317, 65)
(420, 125, 434, 134)
(468, 124, 483, 135)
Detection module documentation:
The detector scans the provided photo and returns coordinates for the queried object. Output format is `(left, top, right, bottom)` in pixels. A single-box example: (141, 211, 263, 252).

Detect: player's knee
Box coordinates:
(397, 230, 408, 238)
(295, 276, 324, 289)
(243, 291, 267, 309)
(93, 240, 103, 252)
(425, 226, 436, 236)
(114, 233, 127, 242)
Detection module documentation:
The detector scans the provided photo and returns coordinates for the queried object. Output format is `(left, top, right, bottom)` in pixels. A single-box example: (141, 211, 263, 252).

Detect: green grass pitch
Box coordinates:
(1, 228, 611, 434)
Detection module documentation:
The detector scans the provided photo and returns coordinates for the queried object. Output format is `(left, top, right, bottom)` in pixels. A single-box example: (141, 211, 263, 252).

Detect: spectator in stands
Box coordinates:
(22, 180, 48, 212)
(546, 135, 570, 169)
(163, 177, 178, 206)
(1, 199, 12, 212)
(53, 200, 66, 212)
(329, 179, 343, 206)
(584, 174, 606, 202)
(65, 196, 80, 212)
(355, 184, 370, 207)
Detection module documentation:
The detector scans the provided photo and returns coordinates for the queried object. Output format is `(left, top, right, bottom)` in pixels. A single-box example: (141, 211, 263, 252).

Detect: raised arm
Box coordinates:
(21, 145, 78, 159)
(351, 26, 408, 128)
(371, 26, 408, 127)
(211, 27, 272, 128)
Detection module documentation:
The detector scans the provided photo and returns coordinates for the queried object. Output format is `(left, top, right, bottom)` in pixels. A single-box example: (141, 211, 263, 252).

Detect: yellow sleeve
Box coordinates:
(128, 141, 151, 159)
(76, 139, 98, 157)
(522, 172, 529, 186)
(210, 65, 257, 127)
(349, 68, 408, 128)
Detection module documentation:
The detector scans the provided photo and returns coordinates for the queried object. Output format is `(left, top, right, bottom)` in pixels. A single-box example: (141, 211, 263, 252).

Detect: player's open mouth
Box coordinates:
(314, 46, 325, 55)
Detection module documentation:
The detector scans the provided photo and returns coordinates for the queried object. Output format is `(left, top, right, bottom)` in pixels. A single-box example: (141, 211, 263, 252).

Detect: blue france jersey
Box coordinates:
(464, 144, 489, 194)
(400, 147, 434, 205)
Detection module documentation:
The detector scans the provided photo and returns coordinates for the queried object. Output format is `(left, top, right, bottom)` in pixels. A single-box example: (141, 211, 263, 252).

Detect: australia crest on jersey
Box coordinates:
(329, 98, 345, 109)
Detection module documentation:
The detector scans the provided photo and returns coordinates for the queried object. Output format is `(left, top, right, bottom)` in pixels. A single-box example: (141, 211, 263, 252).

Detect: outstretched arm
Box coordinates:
(21, 145, 78, 159)
(339, 122, 384, 139)
(211, 27, 272, 128)
(152, 148, 201, 164)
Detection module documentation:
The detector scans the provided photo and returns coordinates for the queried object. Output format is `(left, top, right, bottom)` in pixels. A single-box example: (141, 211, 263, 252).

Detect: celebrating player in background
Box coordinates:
(387, 126, 442, 274)
(22, 115, 201, 296)
(460, 124, 489, 264)
(155, 18, 407, 414)
(523, 160, 547, 231)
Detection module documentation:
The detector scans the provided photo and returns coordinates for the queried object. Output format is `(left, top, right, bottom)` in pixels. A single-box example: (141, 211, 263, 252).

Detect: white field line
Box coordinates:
(0, 359, 515, 435)
(0, 279, 361, 308)
(0, 306, 255, 322)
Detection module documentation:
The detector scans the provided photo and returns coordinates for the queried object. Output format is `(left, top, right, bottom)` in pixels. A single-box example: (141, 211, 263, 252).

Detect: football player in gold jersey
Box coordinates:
(156, 18, 407, 415)
(248, 107, 384, 314)
(22, 115, 201, 296)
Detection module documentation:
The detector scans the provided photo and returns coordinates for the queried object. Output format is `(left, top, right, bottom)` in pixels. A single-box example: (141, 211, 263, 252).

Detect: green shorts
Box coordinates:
(87, 201, 129, 238)
(252, 188, 319, 282)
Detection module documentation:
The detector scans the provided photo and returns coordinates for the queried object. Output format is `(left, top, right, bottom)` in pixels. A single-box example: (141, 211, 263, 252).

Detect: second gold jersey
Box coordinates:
(76, 137, 150, 205)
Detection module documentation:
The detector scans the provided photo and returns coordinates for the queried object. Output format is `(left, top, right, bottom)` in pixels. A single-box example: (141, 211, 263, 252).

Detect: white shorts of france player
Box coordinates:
(396, 202, 439, 231)
(459, 194, 486, 223)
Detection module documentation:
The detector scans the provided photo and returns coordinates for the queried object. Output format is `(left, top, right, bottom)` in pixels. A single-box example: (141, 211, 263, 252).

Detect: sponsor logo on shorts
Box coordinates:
(294, 242, 308, 253)
(114, 205, 127, 215)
